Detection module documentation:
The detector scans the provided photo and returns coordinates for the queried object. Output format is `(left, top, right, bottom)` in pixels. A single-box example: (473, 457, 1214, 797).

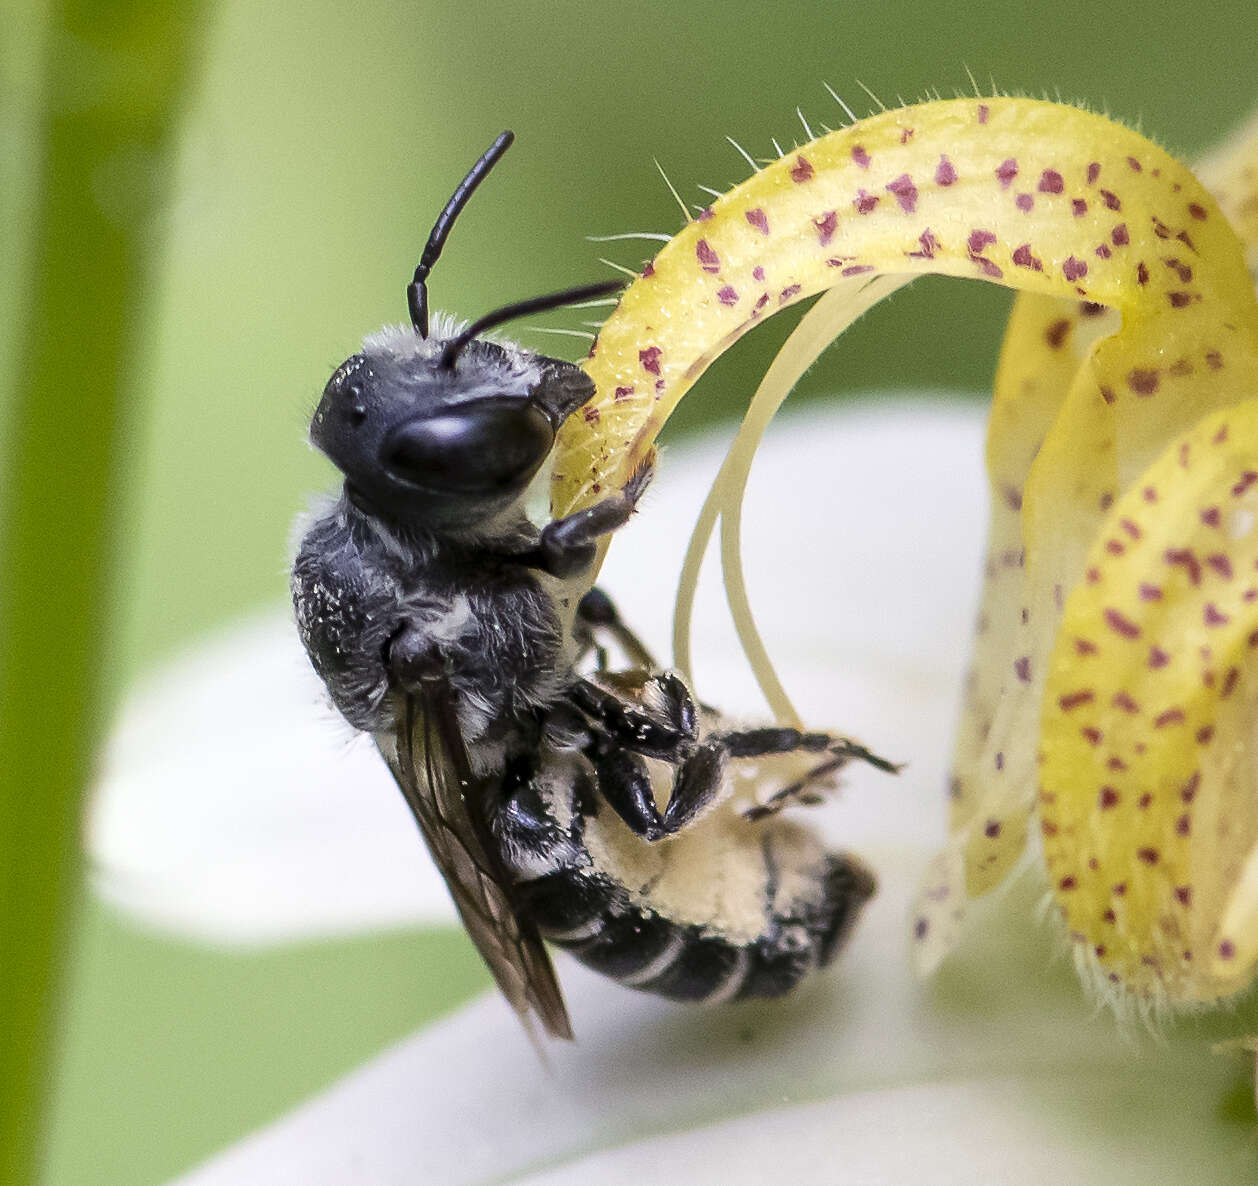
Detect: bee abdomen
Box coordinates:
(516, 852, 875, 1004)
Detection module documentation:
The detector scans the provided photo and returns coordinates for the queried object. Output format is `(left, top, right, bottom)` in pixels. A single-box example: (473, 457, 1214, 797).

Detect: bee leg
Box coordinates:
(567, 673, 696, 760)
(526, 454, 655, 579)
(658, 730, 899, 835)
(719, 727, 899, 774)
(574, 586, 656, 670)
(586, 736, 667, 839)
(655, 739, 729, 836)
(741, 755, 850, 822)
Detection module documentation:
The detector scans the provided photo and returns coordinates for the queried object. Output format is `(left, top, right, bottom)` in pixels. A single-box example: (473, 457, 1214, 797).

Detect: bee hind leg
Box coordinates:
(715, 728, 899, 824)
(588, 720, 897, 842)
(742, 754, 850, 822)
(585, 732, 733, 843)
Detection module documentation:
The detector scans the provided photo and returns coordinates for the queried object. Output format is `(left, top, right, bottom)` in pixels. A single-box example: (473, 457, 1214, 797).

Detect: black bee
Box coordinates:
(291, 132, 895, 1040)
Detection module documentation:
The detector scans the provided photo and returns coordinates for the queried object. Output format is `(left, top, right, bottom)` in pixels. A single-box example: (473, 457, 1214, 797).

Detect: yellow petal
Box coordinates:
(949, 120, 1258, 905)
(544, 97, 1258, 1002)
(1040, 400, 1258, 1004)
(554, 97, 1256, 520)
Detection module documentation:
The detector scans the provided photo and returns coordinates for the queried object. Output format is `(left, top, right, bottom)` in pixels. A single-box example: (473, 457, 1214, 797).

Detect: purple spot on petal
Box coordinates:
(1104, 608, 1141, 638)
(1012, 243, 1042, 271)
(696, 239, 720, 274)
(886, 174, 918, 213)
(850, 145, 870, 169)
(908, 228, 940, 260)
(791, 155, 814, 183)
(1038, 169, 1064, 194)
(745, 208, 769, 235)
(935, 155, 957, 186)
(1205, 602, 1231, 628)
(995, 158, 1018, 188)
(1062, 256, 1088, 282)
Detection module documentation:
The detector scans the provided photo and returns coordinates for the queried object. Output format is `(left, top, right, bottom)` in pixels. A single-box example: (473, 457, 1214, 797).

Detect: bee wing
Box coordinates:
(379, 689, 573, 1042)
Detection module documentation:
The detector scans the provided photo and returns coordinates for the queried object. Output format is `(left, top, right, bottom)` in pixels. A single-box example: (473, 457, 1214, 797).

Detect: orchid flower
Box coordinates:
(555, 94, 1258, 1015)
(90, 95, 1258, 1181)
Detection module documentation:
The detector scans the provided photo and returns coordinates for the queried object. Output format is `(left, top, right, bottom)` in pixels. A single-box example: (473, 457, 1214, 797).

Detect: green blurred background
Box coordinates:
(3, 0, 1257, 1181)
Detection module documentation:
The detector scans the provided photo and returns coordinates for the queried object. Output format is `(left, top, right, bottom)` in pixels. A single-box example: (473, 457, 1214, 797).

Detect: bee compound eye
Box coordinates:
(381, 397, 554, 495)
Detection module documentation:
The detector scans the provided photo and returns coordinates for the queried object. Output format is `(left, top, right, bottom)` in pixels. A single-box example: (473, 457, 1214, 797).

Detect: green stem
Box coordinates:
(0, 4, 206, 1181)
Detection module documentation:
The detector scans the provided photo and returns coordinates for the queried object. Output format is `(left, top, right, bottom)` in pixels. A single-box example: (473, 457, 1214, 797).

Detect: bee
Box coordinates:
(291, 132, 895, 1039)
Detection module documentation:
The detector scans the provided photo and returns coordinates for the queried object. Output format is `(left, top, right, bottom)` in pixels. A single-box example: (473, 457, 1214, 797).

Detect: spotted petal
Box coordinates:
(555, 98, 1257, 521)
(1039, 400, 1258, 1004)
(939, 106, 1258, 1001)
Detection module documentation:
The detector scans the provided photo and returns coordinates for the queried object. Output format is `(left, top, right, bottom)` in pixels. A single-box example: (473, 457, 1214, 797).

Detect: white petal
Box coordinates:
(168, 827, 1251, 1186)
(90, 395, 988, 940)
(501, 1075, 1247, 1186)
(87, 615, 457, 943)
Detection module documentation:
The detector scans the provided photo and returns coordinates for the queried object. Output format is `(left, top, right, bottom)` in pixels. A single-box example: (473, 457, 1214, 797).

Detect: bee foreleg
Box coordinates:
(525, 454, 656, 579)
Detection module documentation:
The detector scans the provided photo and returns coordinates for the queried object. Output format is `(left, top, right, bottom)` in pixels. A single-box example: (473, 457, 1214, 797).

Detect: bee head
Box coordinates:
(310, 328, 597, 529)
(310, 131, 621, 528)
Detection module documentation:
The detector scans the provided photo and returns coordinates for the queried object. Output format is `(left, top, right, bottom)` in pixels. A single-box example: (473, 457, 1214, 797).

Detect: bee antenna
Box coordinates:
(439, 280, 623, 369)
(408, 130, 515, 338)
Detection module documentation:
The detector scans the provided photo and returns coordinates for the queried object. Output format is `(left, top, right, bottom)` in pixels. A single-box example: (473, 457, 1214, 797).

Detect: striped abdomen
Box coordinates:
(491, 754, 875, 1004)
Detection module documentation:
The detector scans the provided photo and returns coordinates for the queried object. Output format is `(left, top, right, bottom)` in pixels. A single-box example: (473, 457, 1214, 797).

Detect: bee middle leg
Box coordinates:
(572, 586, 656, 671)
(567, 672, 697, 759)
